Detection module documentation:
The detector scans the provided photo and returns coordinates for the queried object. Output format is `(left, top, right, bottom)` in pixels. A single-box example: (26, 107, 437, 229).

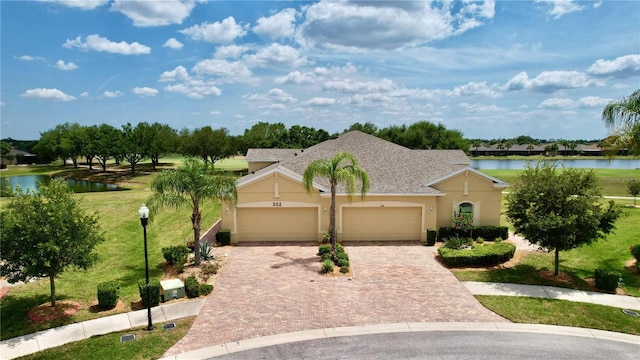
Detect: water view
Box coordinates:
(471, 159, 640, 170)
(0, 175, 121, 196)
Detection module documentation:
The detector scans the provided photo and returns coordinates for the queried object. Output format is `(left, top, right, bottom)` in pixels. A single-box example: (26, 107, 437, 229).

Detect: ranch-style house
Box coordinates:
(220, 130, 507, 243)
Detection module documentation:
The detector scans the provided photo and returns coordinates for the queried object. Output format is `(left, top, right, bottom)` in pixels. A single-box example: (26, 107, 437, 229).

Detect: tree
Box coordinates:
(526, 144, 534, 156)
(94, 124, 122, 172)
(148, 158, 237, 265)
(628, 179, 640, 207)
(0, 179, 106, 306)
(179, 126, 234, 165)
(303, 152, 370, 255)
(345, 122, 378, 135)
(602, 89, 640, 156)
(401, 121, 469, 150)
(472, 142, 481, 157)
(121, 122, 152, 175)
(148, 123, 177, 170)
(0, 140, 11, 165)
(506, 161, 621, 276)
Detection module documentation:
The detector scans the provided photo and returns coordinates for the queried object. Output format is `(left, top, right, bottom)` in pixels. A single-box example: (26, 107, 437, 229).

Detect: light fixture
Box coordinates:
(138, 204, 153, 331)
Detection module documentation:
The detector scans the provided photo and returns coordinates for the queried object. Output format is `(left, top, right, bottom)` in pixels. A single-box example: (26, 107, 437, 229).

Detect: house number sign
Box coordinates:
(272, 201, 282, 207)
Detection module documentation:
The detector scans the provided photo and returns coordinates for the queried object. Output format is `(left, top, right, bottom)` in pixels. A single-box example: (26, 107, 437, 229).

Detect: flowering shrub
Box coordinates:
(452, 211, 474, 231)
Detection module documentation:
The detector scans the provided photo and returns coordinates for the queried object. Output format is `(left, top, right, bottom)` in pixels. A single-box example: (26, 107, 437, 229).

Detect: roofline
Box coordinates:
(319, 192, 445, 197)
(423, 167, 509, 189)
(236, 166, 327, 192)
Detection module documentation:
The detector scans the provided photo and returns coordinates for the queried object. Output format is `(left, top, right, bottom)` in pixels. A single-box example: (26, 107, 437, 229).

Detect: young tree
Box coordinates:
(0, 179, 106, 306)
(506, 161, 621, 276)
(628, 179, 640, 206)
(303, 152, 370, 255)
(148, 158, 237, 265)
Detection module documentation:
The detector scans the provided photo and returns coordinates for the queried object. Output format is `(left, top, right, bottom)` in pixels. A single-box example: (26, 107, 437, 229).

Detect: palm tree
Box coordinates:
(602, 89, 640, 156)
(526, 144, 534, 156)
(303, 152, 370, 255)
(148, 157, 237, 265)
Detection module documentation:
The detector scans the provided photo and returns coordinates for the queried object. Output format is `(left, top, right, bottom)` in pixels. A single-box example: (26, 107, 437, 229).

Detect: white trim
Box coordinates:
(319, 192, 444, 198)
(237, 167, 327, 192)
(338, 201, 426, 234)
(423, 167, 508, 189)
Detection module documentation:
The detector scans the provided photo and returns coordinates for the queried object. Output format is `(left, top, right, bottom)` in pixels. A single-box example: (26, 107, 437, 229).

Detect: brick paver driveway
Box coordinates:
(165, 242, 507, 356)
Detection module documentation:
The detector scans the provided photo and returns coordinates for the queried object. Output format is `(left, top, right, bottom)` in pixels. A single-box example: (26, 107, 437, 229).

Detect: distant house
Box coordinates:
(221, 131, 507, 244)
(470, 143, 606, 156)
(1, 148, 37, 166)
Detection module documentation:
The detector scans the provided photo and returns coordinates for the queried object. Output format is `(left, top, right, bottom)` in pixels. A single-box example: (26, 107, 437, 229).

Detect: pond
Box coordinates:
(0, 175, 122, 196)
(471, 159, 640, 170)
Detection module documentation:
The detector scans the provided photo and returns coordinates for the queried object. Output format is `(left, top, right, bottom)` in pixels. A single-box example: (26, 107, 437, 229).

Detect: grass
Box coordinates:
(0, 158, 230, 340)
(15, 317, 195, 360)
(476, 296, 640, 336)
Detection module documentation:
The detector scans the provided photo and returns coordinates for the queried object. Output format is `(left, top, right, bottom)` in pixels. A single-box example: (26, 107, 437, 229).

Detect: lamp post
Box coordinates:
(138, 204, 153, 331)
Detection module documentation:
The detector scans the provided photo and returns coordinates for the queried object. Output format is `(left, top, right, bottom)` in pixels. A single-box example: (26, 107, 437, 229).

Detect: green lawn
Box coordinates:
(0, 166, 223, 340)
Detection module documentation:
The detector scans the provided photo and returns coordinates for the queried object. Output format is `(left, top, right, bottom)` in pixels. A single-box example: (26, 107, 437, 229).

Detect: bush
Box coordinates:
(321, 259, 334, 274)
(594, 269, 620, 291)
(216, 229, 231, 246)
(443, 236, 473, 250)
(200, 241, 214, 261)
(137, 279, 161, 307)
(426, 229, 437, 246)
(162, 245, 190, 272)
(630, 244, 640, 262)
(438, 242, 516, 267)
(438, 227, 471, 240)
(199, 283, 213, 296)
(336, 243, 345, 254)
(184, 275, 200, 298)
(475, 226, 509, 241)
(340, 266, 350, 274)
(337, 258, 350, 267)
(318, 244, 331, 257)
(97, 281, 119, 310)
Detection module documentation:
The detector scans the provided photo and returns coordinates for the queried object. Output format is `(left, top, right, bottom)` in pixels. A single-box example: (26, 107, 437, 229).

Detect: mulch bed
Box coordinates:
(28, 300, 81, 323)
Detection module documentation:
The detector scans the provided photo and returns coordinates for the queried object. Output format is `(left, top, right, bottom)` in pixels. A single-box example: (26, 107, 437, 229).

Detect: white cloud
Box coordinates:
(180, 17, 246, 43)
(80, 92, 89, 97)
(538, 96, 611, 109)
(56, 60, 78, 70)
(253, 8, 297, 40)
(163, 38, 184, 49)
(451, 82, 501, 98)
(192, 59, 252, 78)
(275, 70, 317, 85)
(110, 0, 198, 27)
(587, 54, 640, 78)
(159, 66, 190, 82)
(534, 0, 585, 19)
(132, 87, 159, 97)
(323, 79, 396, 94)
(164, 79, 222, 99)
(303, 97, 336, 106)
(243, 43, 307, 68)
(211, 111, 221, 115)
(37, 0, 108, 10)
(63, 34, 151, 55)
(103, 90, 123, 98)
(458, 102, 506, 113)
(21, 88, 76, 101)
(214, 45, 248, 59)
(297, 0, 495, 51)
(18, 55, 46, 61)
(504, 71, 599, 93)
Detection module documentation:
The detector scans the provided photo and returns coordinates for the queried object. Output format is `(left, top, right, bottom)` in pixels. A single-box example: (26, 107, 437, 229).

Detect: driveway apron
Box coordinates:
(164, 243, 507, 357)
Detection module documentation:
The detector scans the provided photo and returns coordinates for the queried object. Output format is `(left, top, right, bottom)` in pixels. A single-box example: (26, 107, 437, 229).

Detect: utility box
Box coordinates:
(160, 279, 184, 302)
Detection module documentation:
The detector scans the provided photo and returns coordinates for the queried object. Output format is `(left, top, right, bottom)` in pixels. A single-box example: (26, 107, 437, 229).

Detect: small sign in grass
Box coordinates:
(621, 309, 638, 316)
(120, 334, 135, 343)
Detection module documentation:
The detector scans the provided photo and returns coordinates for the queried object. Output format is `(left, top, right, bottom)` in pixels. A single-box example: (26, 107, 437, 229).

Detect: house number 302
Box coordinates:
(272, 202, 282, 207)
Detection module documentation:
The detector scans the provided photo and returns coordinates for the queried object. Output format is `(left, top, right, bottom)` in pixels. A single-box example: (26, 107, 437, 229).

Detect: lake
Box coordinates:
(0, 175, 121, 196)
(471, 159, 640, 170)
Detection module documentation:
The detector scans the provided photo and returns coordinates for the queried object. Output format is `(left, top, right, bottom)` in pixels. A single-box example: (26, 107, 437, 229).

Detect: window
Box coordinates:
(459, 202, 473, 215)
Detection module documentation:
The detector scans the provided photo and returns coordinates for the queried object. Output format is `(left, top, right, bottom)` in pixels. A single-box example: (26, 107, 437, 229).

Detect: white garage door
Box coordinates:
(342, 207, 422, 241)
(237, 207, 317, 241)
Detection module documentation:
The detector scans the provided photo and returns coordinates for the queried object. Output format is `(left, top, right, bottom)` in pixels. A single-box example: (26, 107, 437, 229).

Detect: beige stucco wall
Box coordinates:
(431, 169, 503, 229)
(247, 161, 276, 173)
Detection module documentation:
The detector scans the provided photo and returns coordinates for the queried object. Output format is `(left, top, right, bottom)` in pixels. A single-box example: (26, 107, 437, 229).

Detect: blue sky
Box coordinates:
(1, 0, 639, 141)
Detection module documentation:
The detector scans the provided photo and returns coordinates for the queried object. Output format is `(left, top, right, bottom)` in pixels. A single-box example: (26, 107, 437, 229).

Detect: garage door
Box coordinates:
(342, 207, 422, 241)
(237, 207, 317, 241)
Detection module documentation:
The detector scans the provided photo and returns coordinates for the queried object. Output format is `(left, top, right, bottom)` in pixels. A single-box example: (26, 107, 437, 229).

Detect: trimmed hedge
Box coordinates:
(438, 242, 516, 267)
(97, 281, 119, 310)
(185, 275, 200, 298)
(438, 226, 508, 241)
(162, 245, 190, 272)
(199, 283, 213, 296)
(137, 279, 161, 307)
(216, 229, 231, 246)
(426, 229, 437, 246)
(594, 269, 620, 291)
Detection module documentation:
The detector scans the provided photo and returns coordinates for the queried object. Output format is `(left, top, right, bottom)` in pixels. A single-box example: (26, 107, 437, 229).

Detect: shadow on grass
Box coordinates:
(0, 292, 77, 341)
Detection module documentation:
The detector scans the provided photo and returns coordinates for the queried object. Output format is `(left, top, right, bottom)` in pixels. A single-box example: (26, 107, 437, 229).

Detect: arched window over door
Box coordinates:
(459, 202, 473, 215)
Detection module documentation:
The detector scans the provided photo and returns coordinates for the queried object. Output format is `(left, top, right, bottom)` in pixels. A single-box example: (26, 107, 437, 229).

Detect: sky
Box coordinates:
(1, 0, 639, 141)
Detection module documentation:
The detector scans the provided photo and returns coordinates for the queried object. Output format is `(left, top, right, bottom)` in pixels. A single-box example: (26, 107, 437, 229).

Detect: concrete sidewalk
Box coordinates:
(463, 281, 640, 310)
(2, 283, 639, 359)
(0, 299, 205, 360)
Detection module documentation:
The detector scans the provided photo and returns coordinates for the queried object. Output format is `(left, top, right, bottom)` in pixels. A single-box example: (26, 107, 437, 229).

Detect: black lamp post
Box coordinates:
(138, 204, 153, 331)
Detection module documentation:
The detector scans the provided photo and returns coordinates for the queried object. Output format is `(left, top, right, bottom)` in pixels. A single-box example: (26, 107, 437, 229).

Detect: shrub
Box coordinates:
(321, 259, 334, 274)
(200, 241, 214, 261)
(438, 242, 516, 267)
(443, 236, 473, 250)
(184, 275, 200, 298)
(426, 229, 437, 246)
(336, 243, 345, 254)
(340, 266, 350, 274)
(475, 226, 509, 241)
(216, 229, 231, 246)
(199, 283, 213, 296)
(318, 244, 331, 257)
(137, 279, 161, 307)
(630, 244, 640, 262)
(162, 245, 190, 272)
(97, 281, 119, 310)
(337, 258, 350, 267)
(594, 269, 620, 291)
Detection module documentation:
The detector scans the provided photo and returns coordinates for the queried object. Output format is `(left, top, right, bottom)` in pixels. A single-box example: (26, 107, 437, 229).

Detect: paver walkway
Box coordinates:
(164, 242, 507, 357)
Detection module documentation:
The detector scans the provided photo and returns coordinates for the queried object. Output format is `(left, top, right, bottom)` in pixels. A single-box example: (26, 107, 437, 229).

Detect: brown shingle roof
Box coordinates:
(240, 131, 503, 195)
